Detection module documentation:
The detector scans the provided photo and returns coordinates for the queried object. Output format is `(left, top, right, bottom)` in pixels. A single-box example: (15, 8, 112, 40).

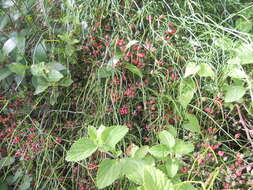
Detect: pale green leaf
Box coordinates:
(182, 114, 201, 133)
(224, 85, 246, 103)
(149, 144, 169, 158)
(178, 78, 196, 109)
(101, 125, 128, 150)
(47, 70, 63, 83)
(184, 62, 200, 78)
(198, 63, 215, 77)
(173, 140, 194, 155)
(166, 159, 179, 178)
(158, 130, 175, 148)
(3, 37, 17, 55)
(96, 159, 121, 189)
(7, 63, 27, 76)
(66, 138, 97, 162)
(134, 146, 149, 159)
(121, 158, 147, 185)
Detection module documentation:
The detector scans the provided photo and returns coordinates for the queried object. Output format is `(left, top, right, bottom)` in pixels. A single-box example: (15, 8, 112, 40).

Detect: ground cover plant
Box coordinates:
(0, 0, 253, 189)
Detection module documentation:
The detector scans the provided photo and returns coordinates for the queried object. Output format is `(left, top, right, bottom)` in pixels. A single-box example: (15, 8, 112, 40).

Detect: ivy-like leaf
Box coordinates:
(182, 114, 201, 133)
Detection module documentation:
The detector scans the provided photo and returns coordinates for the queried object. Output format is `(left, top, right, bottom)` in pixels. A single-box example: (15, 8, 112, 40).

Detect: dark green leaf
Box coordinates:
(7, 63, 27, 76)
(0, 157, 15, 169)
(125, 63, 143, 78)
(0, 68, 12, 81)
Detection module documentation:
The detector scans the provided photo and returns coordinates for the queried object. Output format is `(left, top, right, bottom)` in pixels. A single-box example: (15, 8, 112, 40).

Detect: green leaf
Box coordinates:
(59, 77, 73, 87)
(0, 183, 8, 190)
(0, 68, 12, 81)
(158, 130, 175, 148)
(173, 140, 194, 155)
(176, 183, 197, 190)
(143, 166, 172, 190)
(3, 37, 17, 55)
(31, 63, 46, 76)
(225, 64, 247, 79)
(182, 114, 201, 133)
(88, 126, 97, 141)
(121, 158, 147, 185)
(18, 175, 32, 190)
(134, 146, 149, 159)
(235, 18, 252, 33)
(198, 63, 215, 78)
(96, 159, 121, 189)
(167, 125, 177, 137)
(32, 76, 50, 95)
(224, 85, 246, 103)
(234, 43, 253, 65)
(149, 144, 169, 158)
(46, 70, 64, 83)
(0, 156, 15, 169)
(125, 63, 143, 78)
(178, 78, 196, 109)
(184, 62, 200, 78)
(49, 87, 59, 105)
(34, 42, 47, 62)
(66, 138, 97, 162)
(7, 63, 27, 76)
(101, 125, 128, 150)
(166, 159, 179, 178)
(214, 37, 233, 50)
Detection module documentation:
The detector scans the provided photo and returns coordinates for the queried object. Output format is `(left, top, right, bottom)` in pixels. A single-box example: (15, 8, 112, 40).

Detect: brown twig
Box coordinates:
(235, 104, 253, 149)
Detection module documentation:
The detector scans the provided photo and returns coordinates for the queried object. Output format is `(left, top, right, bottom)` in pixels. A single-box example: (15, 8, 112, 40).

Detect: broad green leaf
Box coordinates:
(235, 18, 252, 33)
(178, 78, 196, 109)
(59, 77, 73, 87)
(125, 63, 143, 78)
(158, 130, 175, 148)
(66, 138, 97, 162)
(134, 146, 149, 159)
(0, 156, 15, 169)
(167, 125, 177, 137)
(173, 140, 194, 155)
(176, 183, 197, 190)
(143, 166, 172, 190)
(198, 63, 214, 78)
(96, 159, 121, 189)
(16, 35, 26, 54)
(34, 42, 47, 62)
(224, 85, 246, 103)
(32, 76, 50, 95)
(101, 125, 128, 150)
(166, 159, 179, 178)
(48, 62, 66, 71)
(182, 114, 201, 133)
(47, 70, 63, 83)
(214, 37, 233, 50)
(149, 144, 169, 158)
(121, 158, 147, 185)
(234, 43, 253, 65)
(31, 63, 46, 76)
(184, 62, 200, 78)
(3, 37, 17, 55)
(6, 169, 23, 185)
(7, 63, 27, 76)
(88, 126, 97, 141)
(225, 64, 247, 79)
(18, 175, 32, 190)
(0, 68, 12, 81)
